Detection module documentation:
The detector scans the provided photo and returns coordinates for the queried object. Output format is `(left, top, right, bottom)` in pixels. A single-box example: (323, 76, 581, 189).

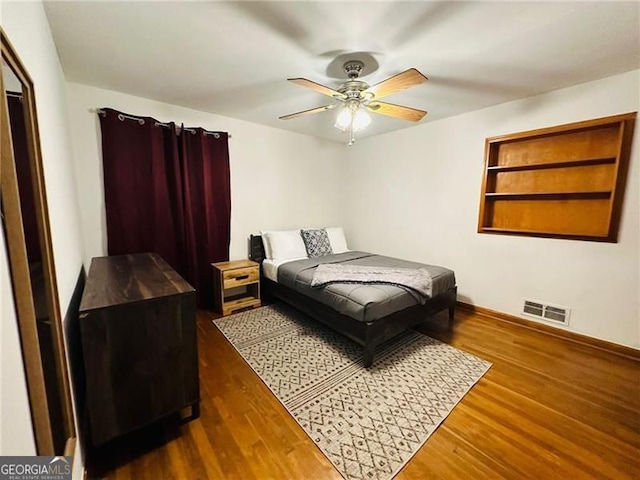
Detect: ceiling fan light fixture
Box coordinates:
(352, 108, 371, 132)
(334, 106, 352, 132)
(334, 102, 371, 133)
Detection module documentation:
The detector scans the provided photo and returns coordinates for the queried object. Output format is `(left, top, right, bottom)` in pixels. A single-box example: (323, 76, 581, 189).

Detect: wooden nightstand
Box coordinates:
(212, 260, 261, 315)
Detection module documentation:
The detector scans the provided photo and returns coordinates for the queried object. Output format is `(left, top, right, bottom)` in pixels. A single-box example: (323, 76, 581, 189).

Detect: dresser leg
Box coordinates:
(180, 402, 200, 422)
(190, 402, 200, 420)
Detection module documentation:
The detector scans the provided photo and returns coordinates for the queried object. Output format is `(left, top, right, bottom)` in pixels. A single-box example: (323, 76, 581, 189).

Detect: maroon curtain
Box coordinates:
(99, 109, 231, 307)
(99, 108, 186, 276)
(180, 128, 231, 307)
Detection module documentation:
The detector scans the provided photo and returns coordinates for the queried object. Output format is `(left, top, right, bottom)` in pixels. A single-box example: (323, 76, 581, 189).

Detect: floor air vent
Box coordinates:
(522, 299, 570, 325)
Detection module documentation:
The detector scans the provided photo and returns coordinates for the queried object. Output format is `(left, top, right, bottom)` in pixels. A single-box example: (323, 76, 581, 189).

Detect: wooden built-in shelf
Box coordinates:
(478, 112, 636, 242)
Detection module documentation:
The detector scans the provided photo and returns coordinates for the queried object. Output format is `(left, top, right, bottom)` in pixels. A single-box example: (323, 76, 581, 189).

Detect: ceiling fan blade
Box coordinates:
(288, 78, 344, 98)
(368, 101, 427, 122)
(279, 104, 336, 120)
(364, 68, 428, 100)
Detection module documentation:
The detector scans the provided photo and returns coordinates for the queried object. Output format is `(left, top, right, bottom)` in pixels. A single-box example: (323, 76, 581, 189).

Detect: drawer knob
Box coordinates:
(235, 274, 249, 280)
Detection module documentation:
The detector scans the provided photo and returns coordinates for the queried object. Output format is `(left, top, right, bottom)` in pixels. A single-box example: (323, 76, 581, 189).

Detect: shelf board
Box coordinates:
(487, 157, 616, 173)
(479, 227, 610, 240)
(222, 295, 261, 315)
(484, 191, 611, 200)
(225, 292, 259, 303)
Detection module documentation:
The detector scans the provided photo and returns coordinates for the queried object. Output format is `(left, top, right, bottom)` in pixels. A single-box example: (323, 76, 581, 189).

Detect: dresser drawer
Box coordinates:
(223, 266, 259, 289)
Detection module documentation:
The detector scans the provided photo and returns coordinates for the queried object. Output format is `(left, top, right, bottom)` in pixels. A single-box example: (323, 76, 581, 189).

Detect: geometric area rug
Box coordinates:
(213, 303, 492, 480)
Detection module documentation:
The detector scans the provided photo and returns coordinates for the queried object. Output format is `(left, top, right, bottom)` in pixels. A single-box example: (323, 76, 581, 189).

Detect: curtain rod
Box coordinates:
(93, 108, 231, 138)
(6, 91, 23, 99)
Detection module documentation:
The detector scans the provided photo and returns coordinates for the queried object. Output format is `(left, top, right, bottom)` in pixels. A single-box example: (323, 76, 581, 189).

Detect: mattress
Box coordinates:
(262, 258, 285, 282)
(276, 251, 456, 323)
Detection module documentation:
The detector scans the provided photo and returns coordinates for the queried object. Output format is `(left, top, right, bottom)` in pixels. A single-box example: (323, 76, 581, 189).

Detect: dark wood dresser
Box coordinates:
(79, 253, 199, 446)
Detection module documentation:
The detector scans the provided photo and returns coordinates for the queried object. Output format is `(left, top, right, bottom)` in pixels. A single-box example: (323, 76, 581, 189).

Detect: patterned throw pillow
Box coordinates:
(300, 228, 333, 258)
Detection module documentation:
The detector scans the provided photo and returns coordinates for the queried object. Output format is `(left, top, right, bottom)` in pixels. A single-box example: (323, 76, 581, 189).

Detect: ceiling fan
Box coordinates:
(280, 60, 428, 145)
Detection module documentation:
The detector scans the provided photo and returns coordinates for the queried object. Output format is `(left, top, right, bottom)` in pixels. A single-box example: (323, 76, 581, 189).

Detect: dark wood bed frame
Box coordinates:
(249, 235, 457, 367)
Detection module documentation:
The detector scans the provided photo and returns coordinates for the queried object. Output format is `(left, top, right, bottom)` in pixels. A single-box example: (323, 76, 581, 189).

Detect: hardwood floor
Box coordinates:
(86, 307, 640, 479)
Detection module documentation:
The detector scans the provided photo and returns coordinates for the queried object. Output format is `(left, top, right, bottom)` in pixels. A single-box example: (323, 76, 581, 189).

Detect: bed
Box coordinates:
(249, 231, 457, 367)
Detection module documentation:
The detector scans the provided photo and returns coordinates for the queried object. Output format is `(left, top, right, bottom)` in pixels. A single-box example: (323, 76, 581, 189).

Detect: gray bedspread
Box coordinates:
(277, 251, 456, 323)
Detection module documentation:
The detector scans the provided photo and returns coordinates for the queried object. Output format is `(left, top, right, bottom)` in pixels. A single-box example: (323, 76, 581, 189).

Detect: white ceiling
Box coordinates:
(43, 1, 639, 144)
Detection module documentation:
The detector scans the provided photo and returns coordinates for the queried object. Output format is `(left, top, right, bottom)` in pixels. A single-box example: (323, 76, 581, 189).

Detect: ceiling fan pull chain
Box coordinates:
(349, 121, 355, 146)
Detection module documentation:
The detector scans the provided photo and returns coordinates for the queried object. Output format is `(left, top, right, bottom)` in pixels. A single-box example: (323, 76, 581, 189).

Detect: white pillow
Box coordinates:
(325, 227, 349, 253)
(259, 231, 274, 259)
(262, 230, 308, 261)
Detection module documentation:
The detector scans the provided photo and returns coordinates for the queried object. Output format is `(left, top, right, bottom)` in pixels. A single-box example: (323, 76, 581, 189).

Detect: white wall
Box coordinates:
(2, 1, 86, 476)
(3, 2, 85, 310)
(344, 70, 640, 349)
(0, 229, 37, 455)
(65, 83, 347, 265)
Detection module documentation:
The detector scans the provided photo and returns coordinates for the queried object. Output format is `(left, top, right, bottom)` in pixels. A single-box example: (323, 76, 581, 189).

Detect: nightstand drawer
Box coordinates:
(223, 266, 259, 288)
